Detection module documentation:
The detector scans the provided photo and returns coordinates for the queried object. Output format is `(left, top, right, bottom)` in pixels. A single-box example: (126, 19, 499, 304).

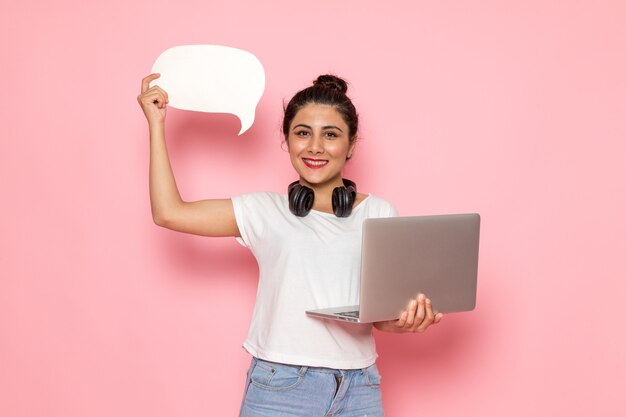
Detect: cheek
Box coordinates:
(329, 142, 351, 156)
(287, 141, 306, 157)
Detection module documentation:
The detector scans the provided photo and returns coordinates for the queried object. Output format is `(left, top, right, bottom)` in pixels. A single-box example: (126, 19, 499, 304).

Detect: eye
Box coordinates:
(324, 131, 338, 138)
(294, 130, 310, 137)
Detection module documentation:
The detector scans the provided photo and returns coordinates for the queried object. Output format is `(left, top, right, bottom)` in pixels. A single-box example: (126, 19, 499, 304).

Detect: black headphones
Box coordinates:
(288, 179, 357, 218)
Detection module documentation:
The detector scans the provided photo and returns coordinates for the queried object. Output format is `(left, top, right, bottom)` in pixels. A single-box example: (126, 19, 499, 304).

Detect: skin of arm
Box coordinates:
(138, 74, 240, 238)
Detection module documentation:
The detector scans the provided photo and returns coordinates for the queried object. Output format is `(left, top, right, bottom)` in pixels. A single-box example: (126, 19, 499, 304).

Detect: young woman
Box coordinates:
(137, 73, 443, 417)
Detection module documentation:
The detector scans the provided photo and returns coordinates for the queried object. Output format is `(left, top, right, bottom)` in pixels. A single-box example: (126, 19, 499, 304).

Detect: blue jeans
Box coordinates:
(239, 357, 384, 417)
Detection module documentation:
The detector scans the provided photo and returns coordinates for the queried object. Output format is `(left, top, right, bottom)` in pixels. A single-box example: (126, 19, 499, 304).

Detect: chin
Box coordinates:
(301, 175, 343, 187)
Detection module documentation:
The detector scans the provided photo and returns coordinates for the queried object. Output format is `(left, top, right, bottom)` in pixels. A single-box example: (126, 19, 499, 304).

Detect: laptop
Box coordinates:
(305, 213, 481, 323)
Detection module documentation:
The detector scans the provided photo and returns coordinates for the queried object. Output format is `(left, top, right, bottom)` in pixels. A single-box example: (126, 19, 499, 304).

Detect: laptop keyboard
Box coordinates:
(336, 311, 360, 318)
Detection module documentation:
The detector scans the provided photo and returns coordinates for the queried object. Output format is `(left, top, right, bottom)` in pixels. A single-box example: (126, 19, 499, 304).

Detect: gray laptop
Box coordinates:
(305, 213, 481, 323)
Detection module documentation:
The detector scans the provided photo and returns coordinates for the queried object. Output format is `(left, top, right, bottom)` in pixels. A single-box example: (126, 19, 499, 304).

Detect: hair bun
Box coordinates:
(313, 75, 348, 94)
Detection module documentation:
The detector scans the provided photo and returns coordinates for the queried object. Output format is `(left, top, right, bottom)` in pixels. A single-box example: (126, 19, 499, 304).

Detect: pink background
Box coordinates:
(1, 1, 625, 416)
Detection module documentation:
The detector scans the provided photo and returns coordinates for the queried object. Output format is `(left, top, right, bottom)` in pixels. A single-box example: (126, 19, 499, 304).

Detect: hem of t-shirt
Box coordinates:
(242, 341, 378, 370)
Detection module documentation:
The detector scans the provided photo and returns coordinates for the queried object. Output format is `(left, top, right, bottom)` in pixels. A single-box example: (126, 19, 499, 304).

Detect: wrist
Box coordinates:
(149, 120, 165, 135)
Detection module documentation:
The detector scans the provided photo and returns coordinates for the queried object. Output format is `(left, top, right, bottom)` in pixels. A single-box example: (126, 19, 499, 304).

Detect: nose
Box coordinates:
(307, 133, 324, 154)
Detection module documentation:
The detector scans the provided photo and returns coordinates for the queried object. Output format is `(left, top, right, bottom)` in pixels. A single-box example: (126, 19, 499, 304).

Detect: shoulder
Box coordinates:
(358, 193, 398, 217)
(231, 191, 290, 247)
(232, 191, 286, 208)
(231, 191, 292, 220)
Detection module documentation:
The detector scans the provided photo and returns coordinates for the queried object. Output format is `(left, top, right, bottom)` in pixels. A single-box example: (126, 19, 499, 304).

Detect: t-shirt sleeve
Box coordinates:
(231, 192, 273, 248)
(231, 194, 252, 247)
(388, 203, 399, 217)
(372, 196, 399, 218)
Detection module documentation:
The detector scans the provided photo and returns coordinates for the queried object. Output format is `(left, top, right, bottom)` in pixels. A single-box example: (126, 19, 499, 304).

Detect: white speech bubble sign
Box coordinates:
(150, 45, 265, 135)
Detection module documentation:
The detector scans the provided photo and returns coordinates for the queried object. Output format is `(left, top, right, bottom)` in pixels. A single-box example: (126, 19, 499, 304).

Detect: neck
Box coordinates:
(300, 177, 347, 213)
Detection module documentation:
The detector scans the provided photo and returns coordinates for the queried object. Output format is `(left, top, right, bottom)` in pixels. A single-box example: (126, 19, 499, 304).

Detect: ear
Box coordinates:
(347, 137, 357, 159)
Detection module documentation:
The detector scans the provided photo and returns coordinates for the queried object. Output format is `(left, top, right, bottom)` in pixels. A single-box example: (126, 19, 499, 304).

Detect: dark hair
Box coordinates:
(282, 75, 359, 143)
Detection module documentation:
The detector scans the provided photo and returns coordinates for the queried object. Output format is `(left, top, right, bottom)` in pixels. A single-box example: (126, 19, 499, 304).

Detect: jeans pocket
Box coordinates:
(364, 363, 382, 387)
(250, 360, 305, 392)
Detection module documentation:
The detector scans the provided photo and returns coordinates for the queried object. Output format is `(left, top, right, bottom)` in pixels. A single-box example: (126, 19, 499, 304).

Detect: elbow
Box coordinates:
(152, 201, 185, 229)
(152, 215, 165, 227)
(152, 213, 166, 227)
(151, 208, 172, 228)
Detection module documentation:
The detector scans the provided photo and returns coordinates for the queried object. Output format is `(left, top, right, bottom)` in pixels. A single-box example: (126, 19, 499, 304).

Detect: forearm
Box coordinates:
(148, 122, 183, 224)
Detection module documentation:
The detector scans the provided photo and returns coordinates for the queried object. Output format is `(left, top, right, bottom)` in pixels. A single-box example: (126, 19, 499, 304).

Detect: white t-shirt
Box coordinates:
(231, 191, 398, 369)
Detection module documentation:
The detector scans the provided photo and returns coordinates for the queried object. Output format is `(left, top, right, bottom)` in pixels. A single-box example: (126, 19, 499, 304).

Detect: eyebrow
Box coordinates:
(292, 124, 343, 132)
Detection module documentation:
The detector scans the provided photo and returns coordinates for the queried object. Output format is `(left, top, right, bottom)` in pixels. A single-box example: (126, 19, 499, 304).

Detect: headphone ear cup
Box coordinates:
(288, 181, 314, 217)
(332, 179, 357, 217)
(288, 179, 357, 217)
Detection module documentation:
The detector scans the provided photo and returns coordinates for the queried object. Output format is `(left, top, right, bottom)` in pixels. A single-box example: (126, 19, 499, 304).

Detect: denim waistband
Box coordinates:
(252, 356, 372, 375)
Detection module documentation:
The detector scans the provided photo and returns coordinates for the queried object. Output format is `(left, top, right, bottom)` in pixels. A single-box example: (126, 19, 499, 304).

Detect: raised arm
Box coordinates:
(137, 74, 240, 237)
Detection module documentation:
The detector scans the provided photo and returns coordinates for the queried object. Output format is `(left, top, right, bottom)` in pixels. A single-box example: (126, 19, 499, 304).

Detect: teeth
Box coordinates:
(304, 159, 328, 166)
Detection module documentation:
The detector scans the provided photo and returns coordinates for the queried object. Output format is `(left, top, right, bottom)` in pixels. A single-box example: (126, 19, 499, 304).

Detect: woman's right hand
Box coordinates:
(139, 72, 240, 238)
(137, 73, 169, 125)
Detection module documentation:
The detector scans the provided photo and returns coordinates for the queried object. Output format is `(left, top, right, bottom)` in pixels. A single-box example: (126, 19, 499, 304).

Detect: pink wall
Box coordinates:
(1, 1, 625, 416)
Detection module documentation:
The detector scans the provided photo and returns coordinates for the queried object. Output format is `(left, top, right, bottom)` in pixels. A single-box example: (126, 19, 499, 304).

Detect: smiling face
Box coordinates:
(287, 103, 356, 190)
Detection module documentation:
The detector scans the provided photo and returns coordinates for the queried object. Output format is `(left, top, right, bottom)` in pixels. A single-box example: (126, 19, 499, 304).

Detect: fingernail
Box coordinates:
(418, 294, 425, 301)
(426, 298, 431, 304)
(411, 300, 417, 308)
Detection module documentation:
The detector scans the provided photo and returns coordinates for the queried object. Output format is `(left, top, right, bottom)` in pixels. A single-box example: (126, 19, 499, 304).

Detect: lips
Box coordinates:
(302, 158, 328, 169)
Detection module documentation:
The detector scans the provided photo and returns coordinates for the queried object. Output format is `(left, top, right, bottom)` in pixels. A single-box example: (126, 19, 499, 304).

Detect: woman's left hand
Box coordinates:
(373, 293, 443, 333)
